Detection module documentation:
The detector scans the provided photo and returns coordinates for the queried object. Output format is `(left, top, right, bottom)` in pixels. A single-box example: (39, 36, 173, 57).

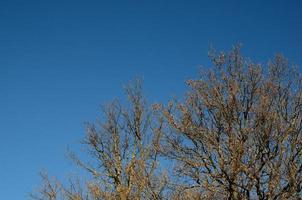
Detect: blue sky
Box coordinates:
(0, 0, 302, 199)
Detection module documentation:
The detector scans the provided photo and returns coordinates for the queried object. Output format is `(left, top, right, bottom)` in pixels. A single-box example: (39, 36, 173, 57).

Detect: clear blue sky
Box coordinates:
(0, 0, 301, 199)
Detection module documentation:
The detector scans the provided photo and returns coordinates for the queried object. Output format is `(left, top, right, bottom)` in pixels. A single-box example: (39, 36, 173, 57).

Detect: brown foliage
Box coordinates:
(161, 45, 302, 199)
(32, 46, 302, 200)
(31, 79, 168, 200)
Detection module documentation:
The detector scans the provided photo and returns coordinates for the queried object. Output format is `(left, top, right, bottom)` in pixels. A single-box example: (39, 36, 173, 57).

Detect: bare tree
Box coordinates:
(31, 79, 168, 200)
(161, 45, 302, 199)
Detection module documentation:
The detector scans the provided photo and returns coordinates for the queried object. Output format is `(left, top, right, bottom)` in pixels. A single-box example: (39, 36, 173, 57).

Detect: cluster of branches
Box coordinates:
(31, 46, 302, 200)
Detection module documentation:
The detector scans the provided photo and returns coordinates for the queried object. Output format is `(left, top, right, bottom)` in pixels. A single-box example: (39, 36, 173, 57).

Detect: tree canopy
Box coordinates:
(31, 46, 302, 200)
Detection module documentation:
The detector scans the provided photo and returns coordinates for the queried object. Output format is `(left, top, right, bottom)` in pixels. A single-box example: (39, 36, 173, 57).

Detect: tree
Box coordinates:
(161, 45, 302, 199)
(31, 80, 168, 200)
(32, 46, 302, 200)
